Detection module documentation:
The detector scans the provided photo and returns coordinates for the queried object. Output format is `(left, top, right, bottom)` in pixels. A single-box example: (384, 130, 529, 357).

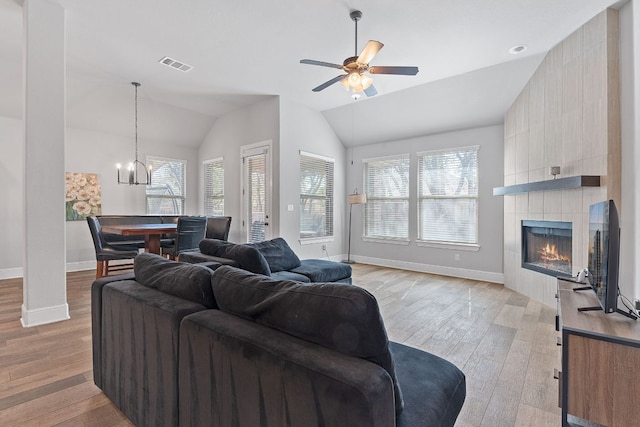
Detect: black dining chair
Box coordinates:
(205, 216, 232, 241)
(86, 216, 139, 279)
(162, 216, 207, 260)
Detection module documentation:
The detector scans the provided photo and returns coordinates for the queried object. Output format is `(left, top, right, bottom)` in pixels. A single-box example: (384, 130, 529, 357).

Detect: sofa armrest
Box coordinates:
(91, 272, 136, 389)
(180, 310, 395, 427)
(101, 281, 206, 426)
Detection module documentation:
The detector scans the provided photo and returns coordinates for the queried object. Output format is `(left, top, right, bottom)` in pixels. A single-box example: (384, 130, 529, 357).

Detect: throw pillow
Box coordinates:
(250, 237, 302, 272)
(211, 266, 404, 414)
(199, 238, 234, 257)
(134, 252, 217, 308)
(220, 244, 271, 276)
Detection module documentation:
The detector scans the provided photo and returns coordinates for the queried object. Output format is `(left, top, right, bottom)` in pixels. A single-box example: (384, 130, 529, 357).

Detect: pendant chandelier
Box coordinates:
(116, 82, 151, 185)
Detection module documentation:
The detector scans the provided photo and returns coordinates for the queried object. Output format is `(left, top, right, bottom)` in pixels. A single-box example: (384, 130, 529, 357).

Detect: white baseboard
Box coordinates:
(350, 255, 504, 284)
(0, 267, 23, 280)
(66, 261, 96, 272)
(2, 256, 504, 285)
(0, 262, 95, 280)
(21, 302, 70, 327)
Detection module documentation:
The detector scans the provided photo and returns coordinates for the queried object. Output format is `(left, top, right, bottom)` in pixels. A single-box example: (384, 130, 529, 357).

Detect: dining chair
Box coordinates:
(205, 216, 232, 241)
(86, 216, 139, 278)
(162, 216, 207, 260)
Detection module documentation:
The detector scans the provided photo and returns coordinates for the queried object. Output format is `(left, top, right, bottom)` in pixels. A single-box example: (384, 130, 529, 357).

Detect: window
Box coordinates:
(363, 154, 410, 240)
(299, 151, 334, 240)
(418, 146, 479, 245)
(203, 158, 224, 216)
(145, 156, 186, 215)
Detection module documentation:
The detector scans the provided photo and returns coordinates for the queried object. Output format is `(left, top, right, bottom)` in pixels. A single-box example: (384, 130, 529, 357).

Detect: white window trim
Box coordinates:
(416, 240, 480, 251)
(362, 236, 411, 246)
(299, 236, 335, 245)
(299, 150, 335, 164)
(416, 145, 480, 157)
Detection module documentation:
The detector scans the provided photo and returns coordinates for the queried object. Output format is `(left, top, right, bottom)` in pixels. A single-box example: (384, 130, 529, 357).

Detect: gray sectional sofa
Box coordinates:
(92, 253, 466, 427)
(179, 237, 353, 283)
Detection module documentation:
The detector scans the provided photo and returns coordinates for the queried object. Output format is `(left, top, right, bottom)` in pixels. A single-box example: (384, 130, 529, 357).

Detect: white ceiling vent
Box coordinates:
(158, 56, 193, 72)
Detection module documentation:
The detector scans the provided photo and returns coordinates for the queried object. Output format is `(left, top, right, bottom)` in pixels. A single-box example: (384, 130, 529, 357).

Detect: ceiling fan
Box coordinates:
(300, 10, 419, 99)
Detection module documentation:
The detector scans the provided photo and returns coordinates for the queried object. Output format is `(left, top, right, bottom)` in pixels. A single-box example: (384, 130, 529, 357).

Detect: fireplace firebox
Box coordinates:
(521, 220, 572, 277)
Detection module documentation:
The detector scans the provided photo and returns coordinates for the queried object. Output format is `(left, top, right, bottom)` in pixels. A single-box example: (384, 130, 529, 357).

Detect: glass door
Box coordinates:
(241, 142, 272, 243)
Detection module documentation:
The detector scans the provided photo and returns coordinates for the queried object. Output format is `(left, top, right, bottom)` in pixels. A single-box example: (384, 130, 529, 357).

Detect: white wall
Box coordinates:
(0, 115, 199, 277)
(198, 97, 280, 243)
(619, 0, 640, 301)
(0, 116, 24, 278)
(279, 98, 347, 260)
(346, 125, 505, 283)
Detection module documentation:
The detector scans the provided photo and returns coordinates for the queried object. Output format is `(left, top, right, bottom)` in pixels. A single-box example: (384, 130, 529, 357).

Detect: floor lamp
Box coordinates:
(343, 190, 367, 264)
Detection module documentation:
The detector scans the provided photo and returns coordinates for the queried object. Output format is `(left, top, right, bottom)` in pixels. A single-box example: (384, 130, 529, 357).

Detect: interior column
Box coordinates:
(21, 0, 68, 327)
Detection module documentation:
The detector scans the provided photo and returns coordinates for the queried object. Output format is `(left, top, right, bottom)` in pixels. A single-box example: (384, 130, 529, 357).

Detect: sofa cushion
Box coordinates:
(270, 270, 311, 282)
(133, 253, 217, 309)
(211, 266, 404, 414)
(250, 237, 301, 272)
(291, 259, 352, 282)
(199, 239, 271, 276)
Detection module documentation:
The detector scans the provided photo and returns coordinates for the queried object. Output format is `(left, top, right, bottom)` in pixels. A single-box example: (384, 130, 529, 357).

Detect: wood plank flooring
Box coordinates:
(0, 264, 561, 426)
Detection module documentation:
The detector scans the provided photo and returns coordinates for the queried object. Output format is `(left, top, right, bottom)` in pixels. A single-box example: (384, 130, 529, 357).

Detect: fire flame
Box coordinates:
(538, 243, 570, 262)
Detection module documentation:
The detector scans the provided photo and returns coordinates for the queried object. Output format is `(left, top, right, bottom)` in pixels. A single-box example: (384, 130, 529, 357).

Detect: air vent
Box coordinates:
(158, 56, 193, 72)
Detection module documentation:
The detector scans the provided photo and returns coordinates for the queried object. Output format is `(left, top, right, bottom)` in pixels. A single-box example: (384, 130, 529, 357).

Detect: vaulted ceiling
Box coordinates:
(0, 0, 623, 147)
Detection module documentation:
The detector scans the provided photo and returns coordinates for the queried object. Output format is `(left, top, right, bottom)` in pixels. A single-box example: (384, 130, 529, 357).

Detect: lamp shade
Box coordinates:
(348, 193, 367, 205)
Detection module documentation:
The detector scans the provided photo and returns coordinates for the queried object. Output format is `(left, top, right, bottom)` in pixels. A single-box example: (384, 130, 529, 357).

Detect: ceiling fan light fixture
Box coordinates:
(348, 72, 361, 88)
(360, 74, 373, 90)
(300, 9, 418, 98)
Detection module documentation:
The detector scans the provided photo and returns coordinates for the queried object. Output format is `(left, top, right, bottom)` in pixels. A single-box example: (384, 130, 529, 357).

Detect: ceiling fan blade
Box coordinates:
(300, 59, 344, 69)
(364, 84, 378, 97)
(312, 75, 348, 92)
(369, 66, 419, 75)
(357, 40, 384, 64)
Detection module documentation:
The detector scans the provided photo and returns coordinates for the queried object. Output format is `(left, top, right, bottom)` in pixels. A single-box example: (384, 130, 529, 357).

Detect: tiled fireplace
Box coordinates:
(502, 9, 619, 307)
(521, 220, 572, 278)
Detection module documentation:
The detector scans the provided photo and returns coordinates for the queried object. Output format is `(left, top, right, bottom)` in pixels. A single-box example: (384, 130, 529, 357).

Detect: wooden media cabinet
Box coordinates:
(557, 278, 640, 426)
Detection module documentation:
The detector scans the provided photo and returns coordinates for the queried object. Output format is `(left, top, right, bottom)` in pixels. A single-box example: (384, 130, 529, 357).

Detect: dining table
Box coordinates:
(100, 223, 178, 255)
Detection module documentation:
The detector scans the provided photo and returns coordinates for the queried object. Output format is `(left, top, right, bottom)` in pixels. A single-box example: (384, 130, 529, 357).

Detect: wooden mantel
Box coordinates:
(492, 175, 600, 196)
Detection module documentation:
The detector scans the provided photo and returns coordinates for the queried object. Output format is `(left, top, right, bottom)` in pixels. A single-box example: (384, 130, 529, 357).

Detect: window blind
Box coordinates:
(247, 154, 267, 243)
(363, 154, 410, 239)
(145, 156, 186, 215)
(204, 158, 224, 216)
(299, 151, 334, 239)
(418, 146, 479, 244)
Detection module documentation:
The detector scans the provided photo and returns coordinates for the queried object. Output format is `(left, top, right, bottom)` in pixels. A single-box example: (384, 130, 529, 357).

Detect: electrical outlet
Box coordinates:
(321, 244, 327, 251)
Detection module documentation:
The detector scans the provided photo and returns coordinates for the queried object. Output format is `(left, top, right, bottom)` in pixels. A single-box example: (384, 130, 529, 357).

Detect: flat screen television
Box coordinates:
(586, 199, 620, 314)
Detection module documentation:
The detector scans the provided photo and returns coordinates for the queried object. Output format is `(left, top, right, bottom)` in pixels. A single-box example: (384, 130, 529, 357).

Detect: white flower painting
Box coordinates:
(65, 172, 102, 221)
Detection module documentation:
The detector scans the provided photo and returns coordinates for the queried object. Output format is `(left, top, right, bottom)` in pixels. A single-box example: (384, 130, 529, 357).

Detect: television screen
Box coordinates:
(587, 200, 619, 313)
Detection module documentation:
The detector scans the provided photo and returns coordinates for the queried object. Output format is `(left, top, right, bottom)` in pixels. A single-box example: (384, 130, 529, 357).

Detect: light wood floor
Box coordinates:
(0, 265, 561, 426)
